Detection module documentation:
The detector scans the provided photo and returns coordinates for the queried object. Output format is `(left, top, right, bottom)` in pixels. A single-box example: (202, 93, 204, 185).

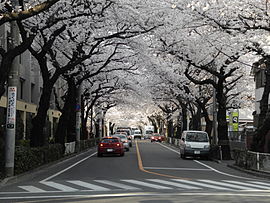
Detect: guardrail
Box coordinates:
(64, 138, 100, 155)
(233, 150, 270, 172)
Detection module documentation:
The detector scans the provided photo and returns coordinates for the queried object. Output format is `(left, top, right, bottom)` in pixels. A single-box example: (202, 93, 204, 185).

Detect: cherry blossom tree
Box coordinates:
(179, 0, 269, 152)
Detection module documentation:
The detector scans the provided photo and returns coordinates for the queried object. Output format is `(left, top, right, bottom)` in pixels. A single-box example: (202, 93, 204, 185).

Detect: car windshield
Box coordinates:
(101, 138, 119, 143)
(186, 132, 209, 142)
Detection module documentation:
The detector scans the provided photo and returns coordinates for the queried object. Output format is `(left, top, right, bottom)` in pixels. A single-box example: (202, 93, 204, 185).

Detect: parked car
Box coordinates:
(150, 133, 164, 142)
(133, 130, 142, 139)
(112, 134, 130, 151)
(97, 137, 125, 157)
(179, 130, 210, 159)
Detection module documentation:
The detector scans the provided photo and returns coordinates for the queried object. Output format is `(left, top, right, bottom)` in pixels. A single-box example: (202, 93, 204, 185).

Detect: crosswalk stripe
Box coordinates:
(121, 180, 172, 189)
(147, 179, 201, 189)
(172, 179, 233, 190)
(41, 181, 78, 192)
(94, 180, 140, 190)
(248, 181, 270, 187)
(67, 181, 110, 191)
(18, 186, 46, 193)
(223, 180, 270, 190)
(198, 180, 258, 190)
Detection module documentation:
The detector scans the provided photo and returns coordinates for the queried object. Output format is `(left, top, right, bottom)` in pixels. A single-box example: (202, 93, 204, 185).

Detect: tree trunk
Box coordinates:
(202, 107, 213, 137)
(167, 119, 173, 137)
(216, 81, 231, 159)
(191, 106, 201, 130)
(30, 83, 53, 147)
(82, 104, 91, 140)
(176, 112, 182, 138)
(251, 57, 270, 152)
(181, 103, 187, 131)
(252, 108, 270, 152)
(55, 78, 77, 145)
(258, 60, 270, 127)
(67, 106, 76, 142)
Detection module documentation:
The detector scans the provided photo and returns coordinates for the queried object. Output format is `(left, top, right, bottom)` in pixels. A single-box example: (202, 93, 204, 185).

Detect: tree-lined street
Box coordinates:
(0, 140, 269, 202)
(1, 1, 270, 202)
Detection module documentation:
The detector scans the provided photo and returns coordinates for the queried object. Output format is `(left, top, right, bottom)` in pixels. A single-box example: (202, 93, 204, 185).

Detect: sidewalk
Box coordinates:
(0, 146, 97, 187)
(219, 159, 270, 179)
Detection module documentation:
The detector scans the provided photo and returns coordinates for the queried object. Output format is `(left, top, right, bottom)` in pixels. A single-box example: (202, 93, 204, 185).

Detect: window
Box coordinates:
(20, 78, 25, 100)
(101, 138, 119, 143)
(31, 83, 35, 103)
(186, 132, 209, 142)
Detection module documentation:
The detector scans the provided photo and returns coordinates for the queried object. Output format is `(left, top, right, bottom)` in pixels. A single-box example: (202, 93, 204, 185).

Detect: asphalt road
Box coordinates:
(0, 140, 270, 202)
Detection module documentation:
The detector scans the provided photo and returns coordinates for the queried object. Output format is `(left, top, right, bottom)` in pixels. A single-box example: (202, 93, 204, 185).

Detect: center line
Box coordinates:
(143, 167, 211, 171)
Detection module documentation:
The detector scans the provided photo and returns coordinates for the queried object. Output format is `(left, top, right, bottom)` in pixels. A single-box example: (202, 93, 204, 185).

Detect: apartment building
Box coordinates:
(0, 24, 62, 141)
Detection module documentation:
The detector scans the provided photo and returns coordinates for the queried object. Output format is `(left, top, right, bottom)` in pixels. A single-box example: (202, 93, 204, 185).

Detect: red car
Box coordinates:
(97, 137, 125, 157)
(151, 133, 165, 142)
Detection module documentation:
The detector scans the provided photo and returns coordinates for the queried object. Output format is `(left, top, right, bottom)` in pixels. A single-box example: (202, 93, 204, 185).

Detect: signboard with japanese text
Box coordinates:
(6, 87, 17, 129)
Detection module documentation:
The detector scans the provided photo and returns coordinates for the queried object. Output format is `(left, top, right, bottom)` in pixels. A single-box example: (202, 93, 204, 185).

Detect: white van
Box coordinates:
(179, 130, 210, 159)
(133, 130, 142, 139)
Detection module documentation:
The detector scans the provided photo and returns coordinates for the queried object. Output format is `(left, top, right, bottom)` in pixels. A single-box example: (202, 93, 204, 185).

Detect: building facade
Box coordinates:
(0, 24, 62, 141)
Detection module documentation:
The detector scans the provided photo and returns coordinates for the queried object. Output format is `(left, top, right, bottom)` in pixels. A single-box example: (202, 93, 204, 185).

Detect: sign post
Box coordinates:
(5, 17, 20, 177)
(5, 87, 17, 177)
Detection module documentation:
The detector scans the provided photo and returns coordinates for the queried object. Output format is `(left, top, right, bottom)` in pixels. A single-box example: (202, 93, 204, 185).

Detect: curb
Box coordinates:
(0, 146, 97, 187)
(227, 164, 270, 179)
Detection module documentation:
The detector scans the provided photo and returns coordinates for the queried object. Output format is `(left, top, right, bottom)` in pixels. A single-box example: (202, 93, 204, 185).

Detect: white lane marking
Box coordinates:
(249, 181, 270, 187)
(147, 179, 201, 189)
(41, 152, 97, 182)
(198, 180, 259, 190)
(18, 186, 46, 193)
(41, 181, 78, 192)
(172, 179, 233, 190)
(193, 160, 254, 180)
(158, 142, 254, 180)
(223, 180, 270, 190)
(94, 180, 140, 190)
(121, 180, 172, 189)
(67, 180, 110, 191)
(144, 167, 211, 171)
(157, 142, 180, 154)
(2, 191, 270, 200)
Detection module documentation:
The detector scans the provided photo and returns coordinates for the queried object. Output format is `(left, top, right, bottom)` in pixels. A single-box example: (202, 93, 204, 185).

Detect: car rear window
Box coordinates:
(113, 135, 126, 139)
(101, 138, 119, 143)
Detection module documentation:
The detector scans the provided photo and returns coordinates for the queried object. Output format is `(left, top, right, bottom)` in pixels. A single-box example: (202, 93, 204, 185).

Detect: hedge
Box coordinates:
(14, 144, 63, 175)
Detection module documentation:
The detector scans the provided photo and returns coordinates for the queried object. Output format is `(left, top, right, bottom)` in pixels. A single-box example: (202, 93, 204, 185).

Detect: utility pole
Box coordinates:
(5, 13, 20, 176)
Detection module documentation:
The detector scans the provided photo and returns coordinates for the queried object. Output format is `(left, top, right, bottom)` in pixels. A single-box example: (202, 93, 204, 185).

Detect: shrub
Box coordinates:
(14, 144, 63, 175)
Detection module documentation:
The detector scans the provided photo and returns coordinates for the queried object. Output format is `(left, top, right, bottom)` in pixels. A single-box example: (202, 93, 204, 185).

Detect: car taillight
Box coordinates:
(100, 143, 103, 147)
(117, 143, 120, 146)
(151, 136, 154, 139)
(159, 137, 161, 139)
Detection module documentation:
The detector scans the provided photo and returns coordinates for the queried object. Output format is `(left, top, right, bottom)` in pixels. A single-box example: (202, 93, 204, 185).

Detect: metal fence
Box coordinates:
(233, 150, 270, 172)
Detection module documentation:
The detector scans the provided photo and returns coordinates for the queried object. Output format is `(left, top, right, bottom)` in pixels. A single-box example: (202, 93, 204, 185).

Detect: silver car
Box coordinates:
(112, 134, 130, 151)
